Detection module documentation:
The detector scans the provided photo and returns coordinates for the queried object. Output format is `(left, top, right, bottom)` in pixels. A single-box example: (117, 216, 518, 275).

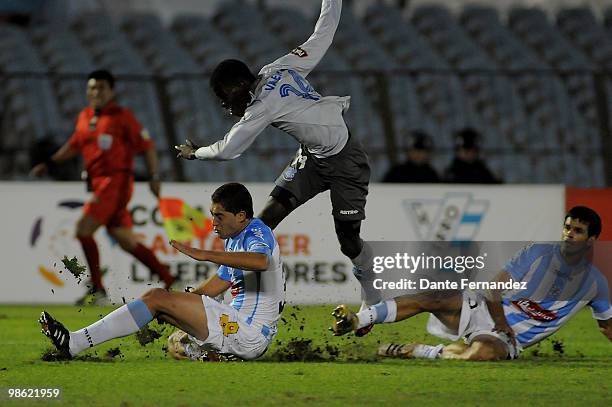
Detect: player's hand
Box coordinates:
(30, 163, 48, 177)
(493, 322, 516, 345)
(149, 179, 161, 198)
(169, 240, 206, 260)
(175, 139, 199, 160)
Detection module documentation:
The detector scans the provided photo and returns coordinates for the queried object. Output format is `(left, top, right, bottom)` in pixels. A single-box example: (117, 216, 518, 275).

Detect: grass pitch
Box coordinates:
(0, 304, 610, 406)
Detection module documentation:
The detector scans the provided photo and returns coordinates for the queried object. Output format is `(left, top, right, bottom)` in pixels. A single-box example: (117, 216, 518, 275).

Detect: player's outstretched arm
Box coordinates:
(190, 274, 231, 297)
(170, 240, 269, 271)
(261, 0, 342, 78)
(598, 318, 612, 341)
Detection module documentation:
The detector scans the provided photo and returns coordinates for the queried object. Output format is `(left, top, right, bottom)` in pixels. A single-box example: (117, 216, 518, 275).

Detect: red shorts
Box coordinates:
(83, 174, 134, 228)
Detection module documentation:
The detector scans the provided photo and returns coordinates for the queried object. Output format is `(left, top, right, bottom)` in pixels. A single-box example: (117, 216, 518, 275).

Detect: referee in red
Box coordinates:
(31, 70, 175, 304)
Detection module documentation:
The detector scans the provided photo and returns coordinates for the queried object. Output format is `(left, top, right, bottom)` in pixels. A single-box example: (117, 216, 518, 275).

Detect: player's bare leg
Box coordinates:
(331, 291, 463, 336)
(378, 337, 508, 361)
(109, 227, 176, 289)
(140, 289, 209, 340)
(258, 195, 296, 230)
(40, 289, 210, 358)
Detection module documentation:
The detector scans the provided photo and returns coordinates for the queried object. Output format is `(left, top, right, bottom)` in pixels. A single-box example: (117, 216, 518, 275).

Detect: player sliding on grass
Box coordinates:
(331, 206, 612, 360)
(30, 69, 175, 305)
(40, 183, 286, 361)
(175, 0, 378, 335)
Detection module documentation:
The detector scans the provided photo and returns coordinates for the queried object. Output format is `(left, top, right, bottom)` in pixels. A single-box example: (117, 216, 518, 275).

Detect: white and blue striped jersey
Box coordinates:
(217, 218, 286, 331)
(195, 0, 350, 161)
(502, 243, 612, 347)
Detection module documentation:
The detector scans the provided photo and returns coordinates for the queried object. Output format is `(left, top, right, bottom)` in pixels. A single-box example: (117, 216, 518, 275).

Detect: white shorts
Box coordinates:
(427, 290, 522, 359)
(187, 296, 274, 360)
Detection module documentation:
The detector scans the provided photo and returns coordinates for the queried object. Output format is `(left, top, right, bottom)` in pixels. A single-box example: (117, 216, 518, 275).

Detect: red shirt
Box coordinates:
(68, 102, 154, 178)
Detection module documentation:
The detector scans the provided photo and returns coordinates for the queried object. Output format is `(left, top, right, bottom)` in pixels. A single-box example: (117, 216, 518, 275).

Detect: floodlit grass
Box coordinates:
(0, 305, 610, 406)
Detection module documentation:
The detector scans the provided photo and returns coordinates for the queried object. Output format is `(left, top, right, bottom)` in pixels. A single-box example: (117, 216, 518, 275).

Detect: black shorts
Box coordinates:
(272, 134, 370, 221)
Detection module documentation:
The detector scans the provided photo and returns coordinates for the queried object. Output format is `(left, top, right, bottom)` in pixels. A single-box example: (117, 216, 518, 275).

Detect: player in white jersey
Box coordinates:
(331, 206, 612, 360)
(175, 0, 379, 335)
(39, 183, 285, 361)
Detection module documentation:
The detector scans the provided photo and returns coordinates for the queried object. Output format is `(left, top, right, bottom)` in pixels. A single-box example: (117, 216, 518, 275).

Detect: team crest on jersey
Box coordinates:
(283, 167, 297, 181)
(291, 47, 308, 58)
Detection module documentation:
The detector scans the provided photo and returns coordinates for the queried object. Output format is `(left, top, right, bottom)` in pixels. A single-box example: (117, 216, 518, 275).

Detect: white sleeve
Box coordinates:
(194, 101, 271, 161)
(259, 0, 341, 78)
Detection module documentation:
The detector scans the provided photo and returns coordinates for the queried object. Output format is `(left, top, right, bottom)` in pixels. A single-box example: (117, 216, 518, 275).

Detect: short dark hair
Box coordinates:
(88, 69, 115, 88)
(211, 182, 254, 218)
(209, 59, 255, 97)
(565, 206, 602, 238)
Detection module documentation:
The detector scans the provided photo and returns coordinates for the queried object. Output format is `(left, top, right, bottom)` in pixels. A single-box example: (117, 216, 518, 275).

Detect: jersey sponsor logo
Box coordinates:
(290, 47, 308, 58)
(339, 210, 359, 215)
(402, 192, 489, 241)
(219, 314, 239, 336)
(511, 299, 558, 321)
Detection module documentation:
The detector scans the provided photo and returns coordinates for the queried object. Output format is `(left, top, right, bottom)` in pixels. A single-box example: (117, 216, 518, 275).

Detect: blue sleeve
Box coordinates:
(504, 243, 542, 281)
(589, 271, 612, 320)
(217, 265, 231, 282)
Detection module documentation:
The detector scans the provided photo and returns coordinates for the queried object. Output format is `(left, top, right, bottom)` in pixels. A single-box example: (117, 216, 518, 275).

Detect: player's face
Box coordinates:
(561, 217, 594, 255)
(217, 82, 251, 118)
(210, 202, 247, 239)
(86, 79, 114, 110)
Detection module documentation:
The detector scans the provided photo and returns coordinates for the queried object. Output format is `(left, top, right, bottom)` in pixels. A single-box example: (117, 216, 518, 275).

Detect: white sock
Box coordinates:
(356, 300, 397, 329)
(412, 344, 444, 359)
(69, 299, 153, 356)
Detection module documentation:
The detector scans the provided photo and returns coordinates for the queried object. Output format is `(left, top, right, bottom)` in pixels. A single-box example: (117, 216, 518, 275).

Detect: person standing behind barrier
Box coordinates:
(382, 130, 439, 183)
(443, 128, 501, 184)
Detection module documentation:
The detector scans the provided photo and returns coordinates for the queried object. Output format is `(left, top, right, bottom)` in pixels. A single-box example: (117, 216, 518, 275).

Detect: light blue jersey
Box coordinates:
(217, 218, 286, 332)
(502, 243, 612, 347)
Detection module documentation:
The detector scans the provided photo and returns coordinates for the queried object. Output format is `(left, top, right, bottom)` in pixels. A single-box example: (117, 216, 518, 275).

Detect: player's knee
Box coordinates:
(141, 288, 168, 309)
(334, 219, 362, 259)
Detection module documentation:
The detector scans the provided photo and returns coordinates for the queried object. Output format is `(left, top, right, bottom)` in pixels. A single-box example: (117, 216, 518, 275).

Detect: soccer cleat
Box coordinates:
(330, 305, 358, 336)
(377, 343, 417, 359)
(39, 311, 72, 358)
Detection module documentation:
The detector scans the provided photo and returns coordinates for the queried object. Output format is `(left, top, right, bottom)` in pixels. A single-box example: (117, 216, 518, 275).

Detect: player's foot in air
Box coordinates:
(39, 311, 72, 358)
(330, 304, 358, 336)
(75, 287, 110, 306)
(377, 343, 417, 359)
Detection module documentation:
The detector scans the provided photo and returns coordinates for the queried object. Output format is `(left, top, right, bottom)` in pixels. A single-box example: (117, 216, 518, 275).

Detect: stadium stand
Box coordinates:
(0, 1, 608, 186)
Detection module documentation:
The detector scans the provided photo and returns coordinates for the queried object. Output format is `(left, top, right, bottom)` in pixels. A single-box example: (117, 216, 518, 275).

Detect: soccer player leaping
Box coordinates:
(331, 206, 612, 360)
(40, 183, 286, 361)
(176, 0, 379, 334)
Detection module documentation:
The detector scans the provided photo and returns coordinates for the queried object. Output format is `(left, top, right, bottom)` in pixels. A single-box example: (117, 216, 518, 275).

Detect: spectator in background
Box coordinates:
(443, 128, 500, 184)
(382, 130, 439, 183)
